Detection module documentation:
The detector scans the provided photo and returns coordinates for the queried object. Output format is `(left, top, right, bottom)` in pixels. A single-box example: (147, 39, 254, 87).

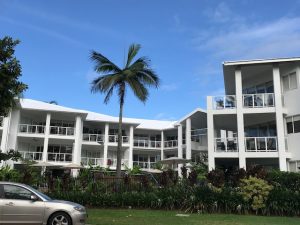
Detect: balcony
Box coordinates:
(133, 139, 161, 148)
(133, 161, 156, 169)
(191, 129, 207, 146)
(19, 124, 45, 134)
(245, 137, 277, 152)
(213, 95, 236, 110)
(50, 126, 74, 136)
(243, 93, 275, 108)
(47, 153, 72, 162)
(107, 158, 128, 167)
(164, 140, 178, 148)
(82, 134, 104, 143)
(19, 151, 43, 161)
(81, 157, 104, 166)
(108, 135, 129, 144)
(214, 137, 238, 152)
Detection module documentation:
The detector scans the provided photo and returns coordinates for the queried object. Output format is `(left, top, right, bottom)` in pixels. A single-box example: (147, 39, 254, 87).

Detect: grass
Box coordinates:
(87, 209, 300, 225)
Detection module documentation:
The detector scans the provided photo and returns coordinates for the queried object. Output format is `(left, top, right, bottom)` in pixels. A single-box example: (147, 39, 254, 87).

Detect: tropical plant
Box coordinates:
(0, 149, 21, 162)
(0, 36, 27, 116)
(90, 44, 160, 177)
(239, 176, 273, 213)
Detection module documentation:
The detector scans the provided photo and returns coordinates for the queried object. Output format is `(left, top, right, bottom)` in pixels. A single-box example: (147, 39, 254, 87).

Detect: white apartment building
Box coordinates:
(0, 99, 207, 175)
(207, 57, 300, 172)
(1, 57, 300, 174)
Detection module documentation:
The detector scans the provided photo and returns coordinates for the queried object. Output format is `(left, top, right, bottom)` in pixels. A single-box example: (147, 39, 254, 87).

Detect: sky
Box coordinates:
(1, 0, 300, 121)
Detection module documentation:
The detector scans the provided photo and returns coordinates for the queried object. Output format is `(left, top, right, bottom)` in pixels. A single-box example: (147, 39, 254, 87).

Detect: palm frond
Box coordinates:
(126, 44, 141, 68)
(137, 69, 160, 88)
(91, 73, 119, 93)
(90, 50, 121, 73)
(104, 86, 114, 104)
(126, 78, 148, 103)
(128, 56, 151, 71)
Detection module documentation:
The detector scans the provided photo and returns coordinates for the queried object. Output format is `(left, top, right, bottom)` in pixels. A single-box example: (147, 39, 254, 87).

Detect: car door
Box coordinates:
(0, 184, 4, 223)
(1, 184, 45, 224)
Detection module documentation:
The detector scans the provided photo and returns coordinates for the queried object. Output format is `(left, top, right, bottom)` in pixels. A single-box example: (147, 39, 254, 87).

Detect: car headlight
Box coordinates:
(74, 206, 85, 212)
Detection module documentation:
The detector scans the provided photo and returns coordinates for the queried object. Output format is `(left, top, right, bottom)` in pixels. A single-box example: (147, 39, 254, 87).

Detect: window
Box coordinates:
(286, 115, 300, 134)
(3, 185, 32, 200)
(283, 72, 298, 92)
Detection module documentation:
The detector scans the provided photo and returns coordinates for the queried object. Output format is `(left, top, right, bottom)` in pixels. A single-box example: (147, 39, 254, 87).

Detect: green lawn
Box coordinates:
(87, 209, 300, 225)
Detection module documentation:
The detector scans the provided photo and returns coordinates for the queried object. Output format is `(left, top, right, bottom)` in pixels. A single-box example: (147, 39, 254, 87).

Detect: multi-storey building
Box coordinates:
(0, 99, 207, 175)
(207, 57, 300, 172)
(1, 57, 300, 174)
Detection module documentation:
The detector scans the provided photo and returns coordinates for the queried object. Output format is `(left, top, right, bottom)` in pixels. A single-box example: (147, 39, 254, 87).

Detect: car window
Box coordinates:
(3, 185, 33, 200)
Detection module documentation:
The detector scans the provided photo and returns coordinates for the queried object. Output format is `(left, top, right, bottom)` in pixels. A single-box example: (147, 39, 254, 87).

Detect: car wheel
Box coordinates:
(48, 212, 72, 225)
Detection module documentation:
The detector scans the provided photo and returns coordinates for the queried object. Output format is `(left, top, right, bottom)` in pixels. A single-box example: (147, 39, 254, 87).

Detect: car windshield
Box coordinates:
(24, 184, 52, 201)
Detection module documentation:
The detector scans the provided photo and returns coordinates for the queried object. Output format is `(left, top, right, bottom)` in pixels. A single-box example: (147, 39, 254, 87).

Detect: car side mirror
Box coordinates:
(30, 195, 39, 201)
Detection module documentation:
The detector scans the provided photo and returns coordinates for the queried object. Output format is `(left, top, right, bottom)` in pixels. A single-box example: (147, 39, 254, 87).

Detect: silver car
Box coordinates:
(0, 182, 87, 225)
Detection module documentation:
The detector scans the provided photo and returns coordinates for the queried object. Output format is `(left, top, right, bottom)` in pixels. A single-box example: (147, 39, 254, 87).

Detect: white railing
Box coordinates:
(107, 158, 128, 167)
(108, 135, 129, 143)
(19, 124, 45, 134)
(19, 151, 43, 161)
(82, 134, 104, 143)
(133, 139, 161, 148)
(213, 95, 236, 110)
(133, 161, 157, 169)
(47, 153, 72, 162)
(245, 137, 277, 152)
(81, 157, 104, 166)
(50, 126, 74, 136)
(243, 93, 275, 108)
(214, 137, 238, 152)
(0, 116, 4, 127)
(164, 140, 178, 148)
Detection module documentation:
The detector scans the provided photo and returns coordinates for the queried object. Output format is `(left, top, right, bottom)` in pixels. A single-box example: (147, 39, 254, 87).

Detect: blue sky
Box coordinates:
(1, 0, 300, 120)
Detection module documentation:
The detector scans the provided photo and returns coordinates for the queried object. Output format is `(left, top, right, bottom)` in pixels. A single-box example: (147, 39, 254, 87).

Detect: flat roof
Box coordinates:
(223, 57, 300, 66)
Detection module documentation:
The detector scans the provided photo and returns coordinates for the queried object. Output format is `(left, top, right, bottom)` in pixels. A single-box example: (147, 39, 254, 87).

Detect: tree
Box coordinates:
(0, 36, 27, 116)
(90, 44, 160, 177)
(0, 149, 21, 162)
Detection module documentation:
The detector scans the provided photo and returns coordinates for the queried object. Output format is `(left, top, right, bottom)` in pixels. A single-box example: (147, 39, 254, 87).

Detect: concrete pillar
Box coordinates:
(273, 64, 287, 171)
(235, 67, 246, 169)
(186, 118, 191, 160)
(207, 96, 215, 171)
(42, 113, 51, 162)
(128, 125, 134, 169)
(177, 124, 183, 176)
(1, 114, 11, 152)
(73, 115, 83, 164)
(160, 130, 164, 160)
(103, 123, 109, 167)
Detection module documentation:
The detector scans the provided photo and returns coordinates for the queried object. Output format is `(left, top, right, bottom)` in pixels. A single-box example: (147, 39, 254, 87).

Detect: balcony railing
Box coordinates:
(107, 158, 128, 167)
(133, 139, 161, 148)
(133, 161, 156, 169)
(191, 128, 207, 145)
(108, 135, 129, 143)
(164, 140, 178, 148)
(19, 151, 43, 161)
(19, 124, 45, 134)
(47, 153, 72, 162)
(214, 137, 238, 152)
(245, 137, 277, 152)
(82, 134, 104, 143)
(213, 95, 236, 110)
(243, 93, 275, 108)
(50, 126, 74, 136)
(81, 157, 104, 166)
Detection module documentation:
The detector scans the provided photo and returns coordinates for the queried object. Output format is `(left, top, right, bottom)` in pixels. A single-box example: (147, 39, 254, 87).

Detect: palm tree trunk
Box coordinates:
(116, 87, 125, 178)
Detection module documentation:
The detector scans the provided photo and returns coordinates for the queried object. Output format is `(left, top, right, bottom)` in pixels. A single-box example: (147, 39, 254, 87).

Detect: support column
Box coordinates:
(235, 67, 246, 169)
(160, 130, 164, 160)
(186, 118, 191, 160)
(42, 113, 51, 162)
(207, 96, 215, 171)
(177, 124, 183, 176)
(103, 123, 109, 167)
(128, 125, 134, 169)
(1, 115, 11, 152)
(73, 115, 83, 165)
(273, 64, 287, 171)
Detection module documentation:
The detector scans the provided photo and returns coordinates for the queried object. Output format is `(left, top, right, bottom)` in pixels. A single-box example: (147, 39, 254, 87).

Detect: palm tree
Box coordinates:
(90, 44, 160, 177)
